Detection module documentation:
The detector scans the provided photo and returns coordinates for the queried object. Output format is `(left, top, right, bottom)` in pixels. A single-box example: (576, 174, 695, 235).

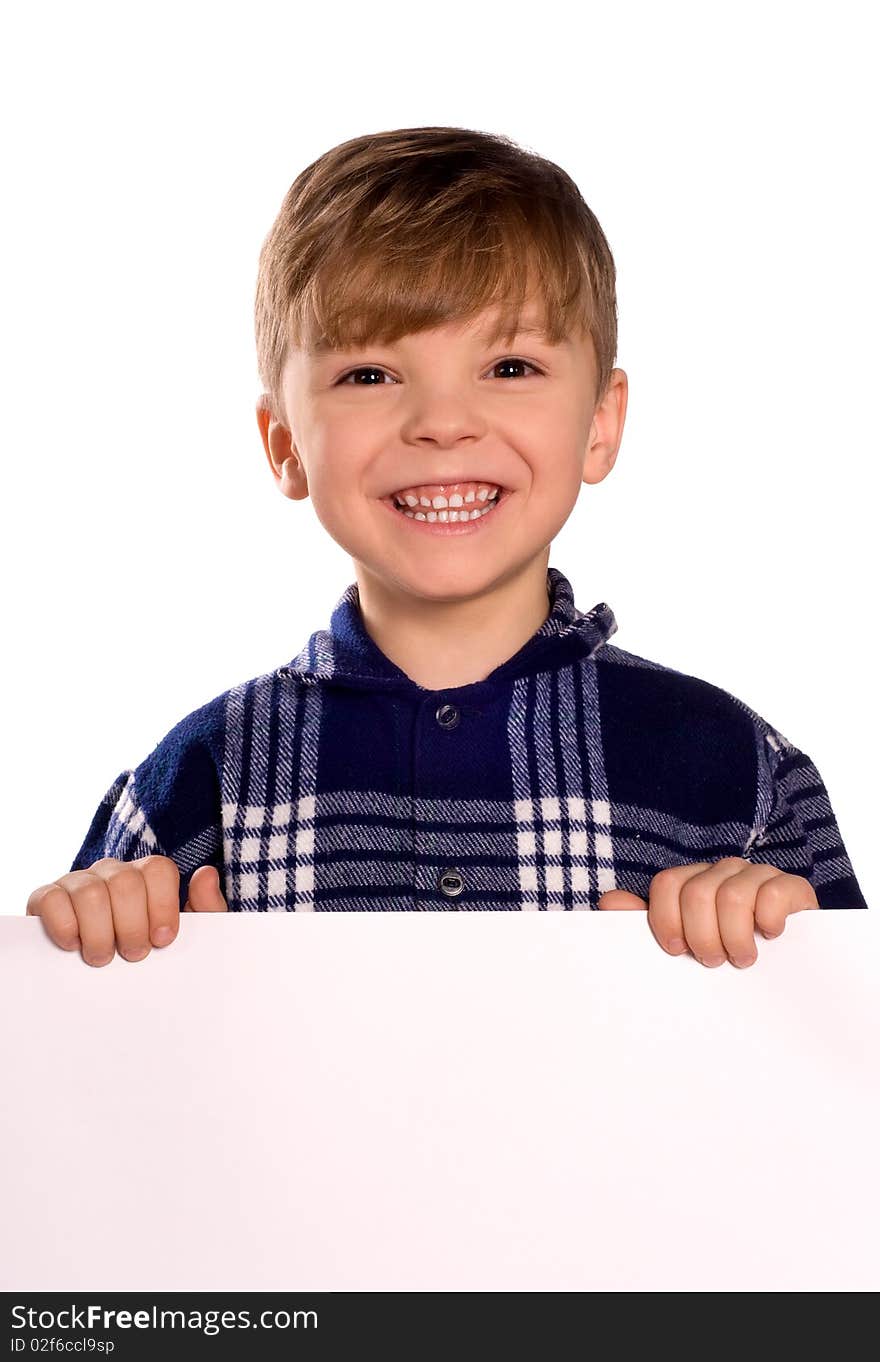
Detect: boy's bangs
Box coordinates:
(293, 215, 592, 357)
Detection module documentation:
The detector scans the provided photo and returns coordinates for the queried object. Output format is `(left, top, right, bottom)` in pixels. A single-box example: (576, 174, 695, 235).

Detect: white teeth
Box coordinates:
(394, 496, 502, 523)
(394, 487, 500, 509)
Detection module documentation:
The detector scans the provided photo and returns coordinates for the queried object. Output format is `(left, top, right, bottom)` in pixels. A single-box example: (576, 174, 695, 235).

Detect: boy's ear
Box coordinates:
(255, 396, 309, 501)
(582, 367, 628, 486)
(255, 393, 279, 457)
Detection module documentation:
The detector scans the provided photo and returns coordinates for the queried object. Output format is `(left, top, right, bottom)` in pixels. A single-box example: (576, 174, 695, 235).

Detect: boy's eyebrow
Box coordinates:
(495, 324, 567, 343)
(308, 323, 569, 357)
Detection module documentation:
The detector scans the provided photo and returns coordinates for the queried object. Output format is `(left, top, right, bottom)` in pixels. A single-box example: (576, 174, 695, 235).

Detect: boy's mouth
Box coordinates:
(382, 479, 503, 514)
(386, 477, 502, 499)
(378, 484, 513, 535)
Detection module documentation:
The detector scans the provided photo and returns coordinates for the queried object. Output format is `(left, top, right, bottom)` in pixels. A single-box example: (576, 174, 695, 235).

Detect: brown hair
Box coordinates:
(254, 126, 618, 424)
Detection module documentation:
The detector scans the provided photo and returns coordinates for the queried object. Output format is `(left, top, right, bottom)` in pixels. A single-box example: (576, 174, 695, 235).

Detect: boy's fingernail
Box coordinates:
(668, 938, 686, 952)
(153, 926, 174, 946)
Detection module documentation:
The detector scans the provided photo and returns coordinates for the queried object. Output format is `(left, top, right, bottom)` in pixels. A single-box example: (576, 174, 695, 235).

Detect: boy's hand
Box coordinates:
(26, 855, 228, 967)
(597, 857, 819, 968)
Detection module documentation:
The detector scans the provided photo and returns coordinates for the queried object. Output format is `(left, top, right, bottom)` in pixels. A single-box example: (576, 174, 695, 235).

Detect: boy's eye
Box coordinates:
(336, 366, 395, 386)
(335, 357, 543, 386)
(490, 358, 543, 380)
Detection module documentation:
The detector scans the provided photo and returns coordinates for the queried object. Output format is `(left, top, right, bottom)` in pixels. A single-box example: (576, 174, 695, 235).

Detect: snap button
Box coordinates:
(438, 867, 464, 899)
(435, 703, 461, 730)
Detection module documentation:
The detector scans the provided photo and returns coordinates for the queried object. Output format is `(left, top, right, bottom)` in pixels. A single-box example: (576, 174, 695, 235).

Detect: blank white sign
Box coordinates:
(1, 910, 877, 1292)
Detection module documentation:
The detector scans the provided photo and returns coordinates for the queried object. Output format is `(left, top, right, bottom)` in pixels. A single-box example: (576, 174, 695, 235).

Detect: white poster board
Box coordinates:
(1, 911, 877, 1292)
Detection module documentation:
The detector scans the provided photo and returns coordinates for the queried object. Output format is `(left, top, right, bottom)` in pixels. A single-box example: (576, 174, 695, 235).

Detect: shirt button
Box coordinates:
(438, 867, 464, 899)
(435, 703, 461, 730)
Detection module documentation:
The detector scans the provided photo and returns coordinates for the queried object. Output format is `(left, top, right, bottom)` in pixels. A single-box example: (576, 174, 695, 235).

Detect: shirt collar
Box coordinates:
(281, 565, 617, 696)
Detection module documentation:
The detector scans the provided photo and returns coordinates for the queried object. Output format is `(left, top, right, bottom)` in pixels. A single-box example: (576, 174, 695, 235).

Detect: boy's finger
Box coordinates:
(27, 882, 82, 952)
(596, 890, 646, 910)
(97, 862, 151, 961)
(715, 864, 782, 963)
(646, 863, 713, 956)
(185, 864, 229, 912)
(753, 872, 819, 938)
(64, 871, 116, 965)
(138, 854, 181, 947)
(677, 859, 748, 965)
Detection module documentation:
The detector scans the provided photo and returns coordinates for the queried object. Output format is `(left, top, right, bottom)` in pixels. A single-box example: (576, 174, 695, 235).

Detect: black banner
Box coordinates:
(1, 1291, 600, 1356)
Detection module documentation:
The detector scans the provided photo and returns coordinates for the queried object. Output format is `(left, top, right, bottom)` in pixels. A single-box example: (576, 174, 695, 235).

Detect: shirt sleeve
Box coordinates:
(69, 768, 165, 868)
(68, 692, 228, 912)
(744, 728, 868, 909)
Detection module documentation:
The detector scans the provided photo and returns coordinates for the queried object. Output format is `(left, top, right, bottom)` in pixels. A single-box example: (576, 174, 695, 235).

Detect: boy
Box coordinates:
(26, 125, 867, 970)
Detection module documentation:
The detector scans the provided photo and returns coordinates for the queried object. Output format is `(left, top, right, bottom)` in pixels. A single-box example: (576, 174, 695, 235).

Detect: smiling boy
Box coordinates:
(268, 296, 614, 694)
(29, 125, 867, 968)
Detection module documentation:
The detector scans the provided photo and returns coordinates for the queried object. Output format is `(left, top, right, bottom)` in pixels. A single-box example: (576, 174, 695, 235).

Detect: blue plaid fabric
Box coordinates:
(70, 566, 868, 912)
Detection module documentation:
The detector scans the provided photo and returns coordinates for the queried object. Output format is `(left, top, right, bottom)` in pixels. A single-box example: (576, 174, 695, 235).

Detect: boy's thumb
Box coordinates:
(183, 864, 229, 912)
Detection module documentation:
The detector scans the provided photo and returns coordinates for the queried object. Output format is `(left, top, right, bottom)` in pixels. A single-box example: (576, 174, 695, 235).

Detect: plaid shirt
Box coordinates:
(70, 567, 868, 912)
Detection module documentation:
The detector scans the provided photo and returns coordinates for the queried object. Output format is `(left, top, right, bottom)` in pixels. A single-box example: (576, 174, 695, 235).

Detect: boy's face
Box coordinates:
(258, 297, 627, 605)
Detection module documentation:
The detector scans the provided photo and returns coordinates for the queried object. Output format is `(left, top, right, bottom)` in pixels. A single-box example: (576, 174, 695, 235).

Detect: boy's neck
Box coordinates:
(354, 555, 553, 691)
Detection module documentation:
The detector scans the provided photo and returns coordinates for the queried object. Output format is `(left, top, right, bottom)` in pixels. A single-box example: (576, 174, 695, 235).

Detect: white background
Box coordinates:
(2, 0, 876, 915)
